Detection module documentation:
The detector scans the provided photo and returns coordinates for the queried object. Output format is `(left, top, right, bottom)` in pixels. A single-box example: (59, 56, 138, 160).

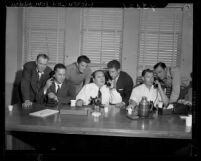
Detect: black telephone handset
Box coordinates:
(153, 77, 158, 88)
(49, 71, 55, 81)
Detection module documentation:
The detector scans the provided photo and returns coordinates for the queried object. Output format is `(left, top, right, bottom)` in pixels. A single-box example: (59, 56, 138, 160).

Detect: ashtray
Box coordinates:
(126, 112, 154, 120)
(126, 114, 139, 120)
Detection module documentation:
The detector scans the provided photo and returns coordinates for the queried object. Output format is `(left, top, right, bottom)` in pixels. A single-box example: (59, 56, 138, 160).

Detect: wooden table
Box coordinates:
(5, 103, 192, 140)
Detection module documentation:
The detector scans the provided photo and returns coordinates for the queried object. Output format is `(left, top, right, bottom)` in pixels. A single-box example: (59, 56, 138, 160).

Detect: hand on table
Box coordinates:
(115, 102, 126, 108)
(48, 92, 58, 102)
(22, 100, 32, 109)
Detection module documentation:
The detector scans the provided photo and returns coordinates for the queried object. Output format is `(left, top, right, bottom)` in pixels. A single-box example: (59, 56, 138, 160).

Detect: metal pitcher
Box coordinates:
(138, 96, 150, 117)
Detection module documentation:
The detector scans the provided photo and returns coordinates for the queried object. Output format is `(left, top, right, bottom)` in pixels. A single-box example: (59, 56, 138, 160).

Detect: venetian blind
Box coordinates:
(137, 8, 183, 75)
(23, 7, 65, 69)
(80, 8, 123, 69)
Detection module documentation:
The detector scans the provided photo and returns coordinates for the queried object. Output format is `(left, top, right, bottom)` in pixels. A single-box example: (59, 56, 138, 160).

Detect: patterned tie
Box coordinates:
(97, 88, 102, 104)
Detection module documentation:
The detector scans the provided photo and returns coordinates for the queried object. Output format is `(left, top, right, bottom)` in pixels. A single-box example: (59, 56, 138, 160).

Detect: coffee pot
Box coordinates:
(138, 96, 153, 117)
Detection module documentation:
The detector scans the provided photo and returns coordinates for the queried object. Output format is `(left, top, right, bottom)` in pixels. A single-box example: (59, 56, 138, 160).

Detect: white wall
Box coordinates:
(6, 7, 22, 106)
(122, 8, 140, 84)
(180, 5, 193, 80)
(64, 8, 81, 65)
(6, 8, 19, 84)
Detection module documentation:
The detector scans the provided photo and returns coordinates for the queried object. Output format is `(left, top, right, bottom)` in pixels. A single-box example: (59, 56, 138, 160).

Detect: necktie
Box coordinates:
(97, 88, 102, 104)
(57, 84, 61, 94)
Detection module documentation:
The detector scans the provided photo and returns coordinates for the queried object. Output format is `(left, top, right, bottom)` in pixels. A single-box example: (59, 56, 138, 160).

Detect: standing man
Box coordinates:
(153, 62, 181, 103)
(44, 63, 75, 106)
(106, 60, 134, 108)
(21, 53, 52, 109)
(66, 55, 92, 97)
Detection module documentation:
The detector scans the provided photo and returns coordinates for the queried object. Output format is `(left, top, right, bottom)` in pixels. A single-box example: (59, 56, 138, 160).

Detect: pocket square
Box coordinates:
(118, 89, 123, 91)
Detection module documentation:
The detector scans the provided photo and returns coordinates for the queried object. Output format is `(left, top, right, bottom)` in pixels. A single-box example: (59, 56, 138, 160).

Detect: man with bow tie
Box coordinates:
(21, 53, 52, 109)
(43, 63, 75, 106)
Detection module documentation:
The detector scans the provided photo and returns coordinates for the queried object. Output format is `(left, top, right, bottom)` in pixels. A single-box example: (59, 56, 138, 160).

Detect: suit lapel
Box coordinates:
(58, 80, 66, 96)
(31, 69, 40, 93)
(116, 72, 121, 90)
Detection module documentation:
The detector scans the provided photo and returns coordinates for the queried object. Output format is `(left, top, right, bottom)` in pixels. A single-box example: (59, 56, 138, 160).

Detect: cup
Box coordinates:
(186, 114, 192, 127)
(70, 100, 76, 107)
(157, 102, 163, 115)
(128, 108, 132, 115)
(104, 106, 109, 113)
(8, 105, 13, 112)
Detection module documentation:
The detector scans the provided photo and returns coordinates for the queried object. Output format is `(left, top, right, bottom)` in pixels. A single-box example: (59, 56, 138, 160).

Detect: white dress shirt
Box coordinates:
(76, 83, 121, 105)
(130, 84, 162, 106)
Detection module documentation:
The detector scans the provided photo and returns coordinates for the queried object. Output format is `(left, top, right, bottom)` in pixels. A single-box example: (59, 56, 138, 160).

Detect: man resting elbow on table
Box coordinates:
(43, 63, 75, 106)
(127, 69, 169, 113)
(75, 70, 122, 107)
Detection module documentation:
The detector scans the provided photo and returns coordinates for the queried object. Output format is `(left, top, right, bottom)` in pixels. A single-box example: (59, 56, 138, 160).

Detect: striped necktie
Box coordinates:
(97, 88, 102, 104)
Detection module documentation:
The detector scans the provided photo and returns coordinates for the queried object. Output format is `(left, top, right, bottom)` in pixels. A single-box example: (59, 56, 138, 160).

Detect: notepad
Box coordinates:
(60, 108, 89, 115)
(29, 109, 59, 118)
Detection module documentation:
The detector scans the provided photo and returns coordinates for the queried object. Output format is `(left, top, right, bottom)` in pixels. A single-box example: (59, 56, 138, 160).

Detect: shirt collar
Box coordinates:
(93, 83, 104, 90)
(36, 68, 44, 75)
(143, 84, 155, 90)
(54, 81, 62, 88)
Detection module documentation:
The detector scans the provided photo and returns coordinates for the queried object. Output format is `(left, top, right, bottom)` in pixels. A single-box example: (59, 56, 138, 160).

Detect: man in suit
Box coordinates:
(106, 60, 134, 108)
(21, 53, 52, 109)
(44, 63, 75, 106)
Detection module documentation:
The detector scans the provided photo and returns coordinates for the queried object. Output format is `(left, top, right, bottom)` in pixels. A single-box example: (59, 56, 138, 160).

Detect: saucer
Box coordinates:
(126, 114, 139, 120)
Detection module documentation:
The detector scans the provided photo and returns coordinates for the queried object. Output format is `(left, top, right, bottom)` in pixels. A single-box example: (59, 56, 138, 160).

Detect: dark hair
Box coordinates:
(92, 70, 105, 79)
(36, 53, 49, 61)
(54, 63, 66, 72)
(142, 69, 153, 77)
(153, 62, 166, 70)
(77, 55, 91, 64)
(107, 60, 120, 70)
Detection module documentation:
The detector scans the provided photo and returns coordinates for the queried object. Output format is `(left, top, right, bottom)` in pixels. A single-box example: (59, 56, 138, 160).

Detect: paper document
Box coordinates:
(29, 109, 59, 118)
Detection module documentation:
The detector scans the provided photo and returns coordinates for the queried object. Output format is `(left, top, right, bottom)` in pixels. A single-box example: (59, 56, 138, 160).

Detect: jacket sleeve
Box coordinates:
(169, 67, 181, 103)
(84, 67, 92, 85)
(57, 83, 76, 104)
(20, 63, 32, 102)
(122, 75, 134, 106)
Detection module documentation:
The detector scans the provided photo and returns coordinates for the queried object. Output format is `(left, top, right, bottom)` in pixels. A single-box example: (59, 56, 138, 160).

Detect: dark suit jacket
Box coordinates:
(46, 79, 76, 105)
(107, 71, 134, 106)
(21, 61, 52, 104)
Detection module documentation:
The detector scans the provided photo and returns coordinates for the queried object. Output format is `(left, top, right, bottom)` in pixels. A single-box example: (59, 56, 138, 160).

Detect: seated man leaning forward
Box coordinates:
(127, 69, 169, 112)
(76, 70, 122, 107)
(43, 63, 75, 106)
(106, 60, 134, 108)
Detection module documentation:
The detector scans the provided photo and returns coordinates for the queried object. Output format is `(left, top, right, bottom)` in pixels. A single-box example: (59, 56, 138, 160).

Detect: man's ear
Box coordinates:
(142, 77, 144, 82)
